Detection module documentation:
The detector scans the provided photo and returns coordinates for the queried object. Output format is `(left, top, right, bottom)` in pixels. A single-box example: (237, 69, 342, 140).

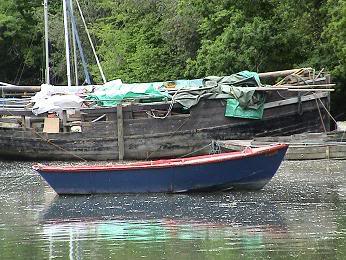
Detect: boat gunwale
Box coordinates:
(32, 144, 288, 173)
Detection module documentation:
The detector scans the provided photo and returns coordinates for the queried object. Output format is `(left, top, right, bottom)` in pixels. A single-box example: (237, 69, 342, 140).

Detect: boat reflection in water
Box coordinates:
(40, 194, 288, 259)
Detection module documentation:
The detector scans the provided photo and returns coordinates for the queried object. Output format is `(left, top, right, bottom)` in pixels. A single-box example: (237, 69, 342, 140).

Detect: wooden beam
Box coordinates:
(117, 104, 125, 161)
(287, 89, 335, 92)
(0, 108, 35, 116)
(277, 84, 335, 88)
(264, 92, 328, 109)
(0, 85, 41, 93)
(0, 82, 16, 86)
(258, 68, 312, 79)
(255, 87, 289, 91)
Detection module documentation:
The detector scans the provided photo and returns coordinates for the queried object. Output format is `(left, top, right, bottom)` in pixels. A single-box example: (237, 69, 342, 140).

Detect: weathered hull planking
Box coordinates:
(0, 92, 329, 160)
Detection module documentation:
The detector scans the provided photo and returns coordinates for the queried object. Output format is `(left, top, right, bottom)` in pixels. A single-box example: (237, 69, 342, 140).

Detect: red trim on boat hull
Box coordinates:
(33, 144, 288, 173)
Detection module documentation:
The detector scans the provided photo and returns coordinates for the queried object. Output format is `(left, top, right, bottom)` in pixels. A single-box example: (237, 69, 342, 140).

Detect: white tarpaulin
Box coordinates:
(31, 84, 88, 117)
(32, 94, 83, 118)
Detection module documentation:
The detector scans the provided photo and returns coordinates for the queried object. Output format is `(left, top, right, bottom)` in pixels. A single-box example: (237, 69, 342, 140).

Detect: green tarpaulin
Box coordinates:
(173, 71, 265, 119)
(86, 71, 266, 119)
(86, 81, 169, 106)
(225, 98, 264, 119)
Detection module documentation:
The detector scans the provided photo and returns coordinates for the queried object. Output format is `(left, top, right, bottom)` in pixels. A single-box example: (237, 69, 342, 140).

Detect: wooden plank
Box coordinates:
(278, 84, 335, 88)
(0, 85, 41, 92)
(285, 144, 346, 160)
(288, 89, 334, 92)
(0, 118, 21, 123)
(0, 108, 38, 116)
(117, 104, 124, 161)
(264, 92, 328, 109)
(258, 68, 311, 79)
(43, 118, 60, 133)
(24, 117, 31, 129)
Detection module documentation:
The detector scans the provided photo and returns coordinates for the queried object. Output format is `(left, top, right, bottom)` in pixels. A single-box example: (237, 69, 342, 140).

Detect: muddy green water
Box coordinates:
(0, 160, 345, 259)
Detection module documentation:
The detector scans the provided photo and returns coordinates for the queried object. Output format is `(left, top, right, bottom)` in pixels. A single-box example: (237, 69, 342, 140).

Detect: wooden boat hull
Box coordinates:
(33, 144, 288, 194)
(0, 92, 328, 160)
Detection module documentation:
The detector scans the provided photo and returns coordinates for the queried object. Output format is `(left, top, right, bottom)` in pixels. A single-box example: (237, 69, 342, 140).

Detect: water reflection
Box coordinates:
(0, 160, 344, 259)
(43, 194, 288, 230)
(41, 194, 288, 259)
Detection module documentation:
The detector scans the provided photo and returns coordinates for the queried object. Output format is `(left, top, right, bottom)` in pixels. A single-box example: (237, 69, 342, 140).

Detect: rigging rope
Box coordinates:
(315, 97, 327, 133)
(74, 0, 107, 83)
(311, 92, 346, 143)
(15, 36, 35, 85)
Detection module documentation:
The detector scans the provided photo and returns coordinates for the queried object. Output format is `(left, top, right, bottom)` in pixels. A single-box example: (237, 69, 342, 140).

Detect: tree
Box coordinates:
(184, 0, 328, 77)
(0, 0, 42, 85)
(319, 0, 346, 119)
(92, 0, 201, 82)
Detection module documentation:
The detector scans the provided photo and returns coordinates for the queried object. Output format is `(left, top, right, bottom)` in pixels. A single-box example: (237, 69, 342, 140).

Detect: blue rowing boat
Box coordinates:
(33, 144, 288, 194)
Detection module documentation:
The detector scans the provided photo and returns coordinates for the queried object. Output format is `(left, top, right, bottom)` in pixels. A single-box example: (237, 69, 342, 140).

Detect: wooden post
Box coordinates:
(21, 115, 26, 129)
(117, 104, 124, 161)
(25, 117, 31, 129)
(62, 110, 68, 132)
(326, 145, 330, 159)
(326, 74, 331, 131)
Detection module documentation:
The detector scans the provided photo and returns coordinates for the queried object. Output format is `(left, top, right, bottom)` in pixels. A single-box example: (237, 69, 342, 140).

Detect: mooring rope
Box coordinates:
(179, 143, 213, 158)
(33, 131, 88, 162)
(313, 92, 346, 142)
(315, 97, 327, 133)
(314, 93, 338, 125)
(0, 104, 88, 161)
(0, 80, 88, 161)
(146, 88, 180, 119)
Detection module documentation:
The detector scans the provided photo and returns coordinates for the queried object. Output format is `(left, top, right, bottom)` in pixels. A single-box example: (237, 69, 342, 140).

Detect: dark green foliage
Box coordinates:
(320, 0, 346, 119)
(0, 0, 344, 118)
(91, 0, 202, 82)
(185, 0, 326, 76)
(0, 0, 43, 85)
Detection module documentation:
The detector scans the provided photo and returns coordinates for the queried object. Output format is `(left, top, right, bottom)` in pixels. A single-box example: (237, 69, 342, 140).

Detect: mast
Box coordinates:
(69, 0, 79, 86)
(43, 0, 50, 84)
(62, 0, 72, 86)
